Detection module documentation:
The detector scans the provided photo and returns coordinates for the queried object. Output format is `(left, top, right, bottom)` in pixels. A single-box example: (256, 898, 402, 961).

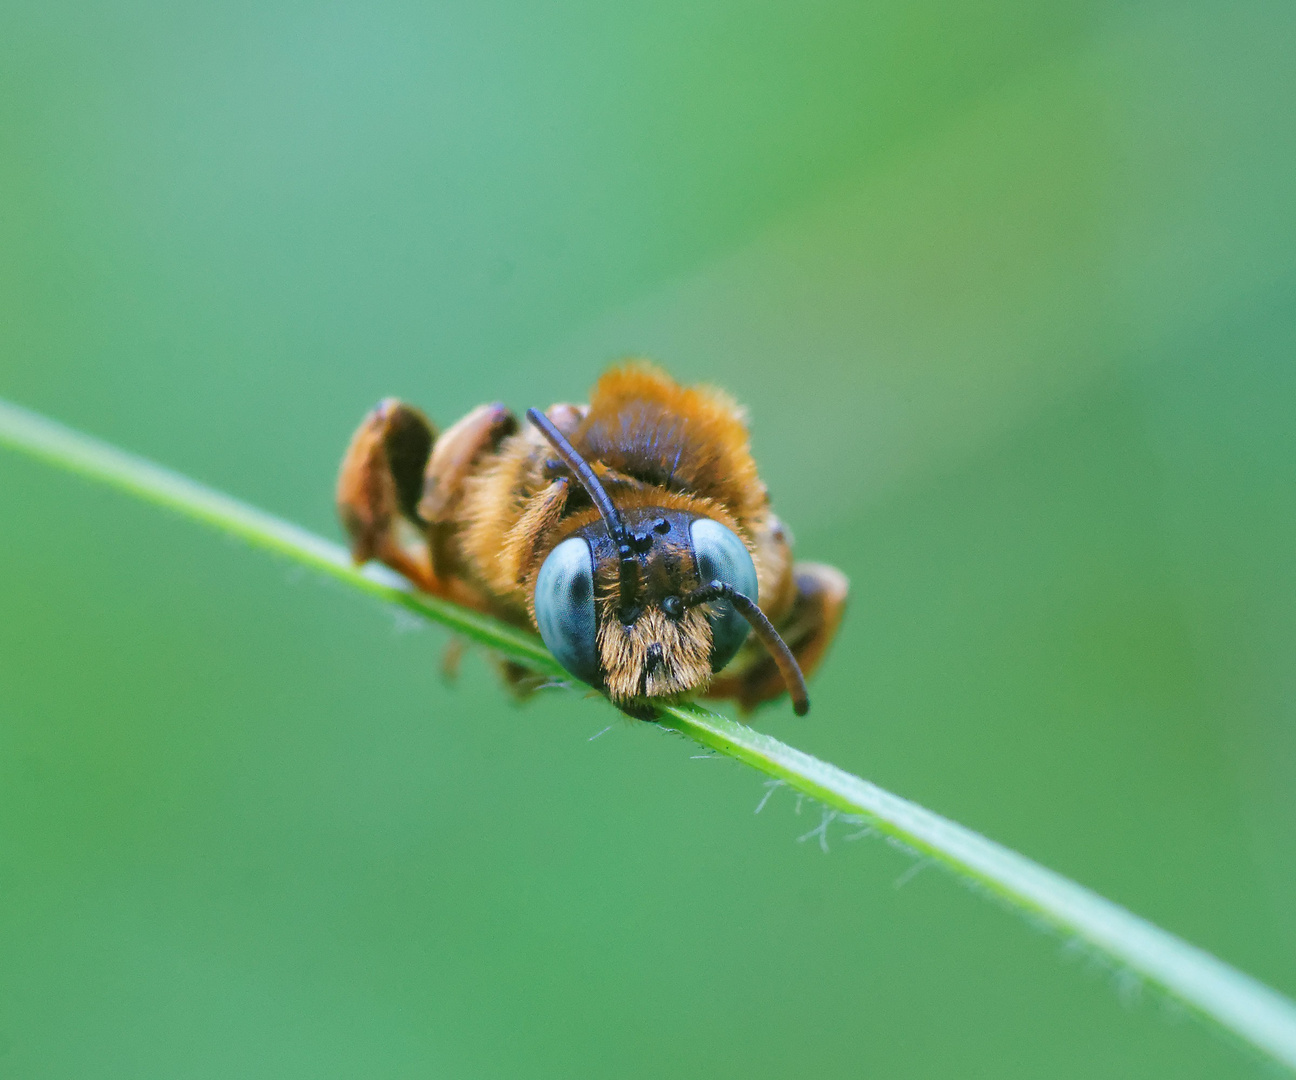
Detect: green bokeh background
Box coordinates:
(2, 0, 1294, 1075)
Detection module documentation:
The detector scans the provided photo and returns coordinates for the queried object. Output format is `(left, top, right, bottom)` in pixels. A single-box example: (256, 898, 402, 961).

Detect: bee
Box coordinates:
(336, 363, 847, 716)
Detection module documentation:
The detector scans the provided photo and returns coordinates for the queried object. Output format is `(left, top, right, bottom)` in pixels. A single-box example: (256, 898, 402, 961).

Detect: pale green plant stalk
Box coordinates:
(2, 395, 1295, 1071)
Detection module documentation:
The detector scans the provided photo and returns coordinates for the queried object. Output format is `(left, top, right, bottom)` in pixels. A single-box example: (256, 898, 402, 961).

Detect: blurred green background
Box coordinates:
(2, 0, 1294, 1075)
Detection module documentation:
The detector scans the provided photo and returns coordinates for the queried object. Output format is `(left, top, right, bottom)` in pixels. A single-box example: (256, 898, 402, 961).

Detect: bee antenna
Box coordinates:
(526, 408, 641, 622)
(668, 581, 810, 715)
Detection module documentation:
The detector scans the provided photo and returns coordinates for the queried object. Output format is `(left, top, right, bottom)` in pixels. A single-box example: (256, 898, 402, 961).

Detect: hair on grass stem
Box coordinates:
(840, 814, 875, 841)
(3, 395, 1296, 1073)
(894, 859, 929, 890)
(1117, 969, 1144, 1010)
(754, 779, 786, 814)
(797, 809, 838, 853)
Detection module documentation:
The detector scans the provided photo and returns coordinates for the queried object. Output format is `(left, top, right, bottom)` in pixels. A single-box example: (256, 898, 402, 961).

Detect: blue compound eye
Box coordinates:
(689, 518, 759, 672)
(534, 536, 601, 686)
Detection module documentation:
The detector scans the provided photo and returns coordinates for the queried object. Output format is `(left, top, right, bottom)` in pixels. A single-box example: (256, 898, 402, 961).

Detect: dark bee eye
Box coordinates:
(689, 518, 759, 672)
(534, 536, 601, 685)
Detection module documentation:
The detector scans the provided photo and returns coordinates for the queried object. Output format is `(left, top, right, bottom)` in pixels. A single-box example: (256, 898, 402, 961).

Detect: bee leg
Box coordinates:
(440, 637, 465, 684)
(416, 403, 518, 578)
(336, 398, 441, 592)
(708, 563, 849, 713)
(492, 657, 568, 700)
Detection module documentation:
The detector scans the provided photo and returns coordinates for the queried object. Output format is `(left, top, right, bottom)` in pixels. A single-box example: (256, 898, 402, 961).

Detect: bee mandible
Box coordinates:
(336, 363, 847, 716)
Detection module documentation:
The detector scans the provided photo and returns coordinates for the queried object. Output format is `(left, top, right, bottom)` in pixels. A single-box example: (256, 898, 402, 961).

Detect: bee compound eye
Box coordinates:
(534, 536, 601, 686)
(688, 518, 760, 673)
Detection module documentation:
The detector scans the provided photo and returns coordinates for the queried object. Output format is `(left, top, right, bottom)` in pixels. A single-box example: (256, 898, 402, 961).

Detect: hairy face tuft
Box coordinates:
(597, 605, 712, 703)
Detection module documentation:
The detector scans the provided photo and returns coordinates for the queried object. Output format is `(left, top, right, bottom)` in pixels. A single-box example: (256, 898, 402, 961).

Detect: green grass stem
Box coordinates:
(2, 395, 1295, 1071)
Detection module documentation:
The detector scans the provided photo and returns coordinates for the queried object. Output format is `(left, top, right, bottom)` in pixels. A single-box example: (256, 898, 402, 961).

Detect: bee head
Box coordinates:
(526, 409, 809, 715)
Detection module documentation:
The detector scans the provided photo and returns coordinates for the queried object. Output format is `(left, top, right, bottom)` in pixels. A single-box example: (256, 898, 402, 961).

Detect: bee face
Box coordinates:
(532, 506, 759, 706)
(524, 403, 808, 714)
